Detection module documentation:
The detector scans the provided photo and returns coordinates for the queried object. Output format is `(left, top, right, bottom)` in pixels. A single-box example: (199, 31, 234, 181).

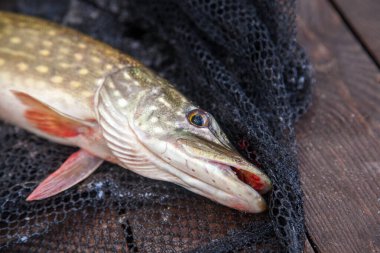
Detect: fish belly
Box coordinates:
(0, 78, 115, 162)
(0, 11, 135, 160)
(0, 80, 94, 146)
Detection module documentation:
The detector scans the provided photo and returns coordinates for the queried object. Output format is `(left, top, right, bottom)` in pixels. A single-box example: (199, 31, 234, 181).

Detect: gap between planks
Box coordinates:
(328, 0, 380, 70)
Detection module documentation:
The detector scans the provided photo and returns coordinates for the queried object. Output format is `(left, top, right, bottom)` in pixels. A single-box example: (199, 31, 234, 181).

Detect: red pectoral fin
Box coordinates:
(26, 149, 103, 201)
(12, 90, 93, 138)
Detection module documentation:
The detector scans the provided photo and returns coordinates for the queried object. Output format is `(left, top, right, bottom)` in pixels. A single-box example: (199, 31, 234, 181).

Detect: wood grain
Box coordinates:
(304, 240, 316, 253)
(332, 0, 380, 64)
(297, 0, 380, 252)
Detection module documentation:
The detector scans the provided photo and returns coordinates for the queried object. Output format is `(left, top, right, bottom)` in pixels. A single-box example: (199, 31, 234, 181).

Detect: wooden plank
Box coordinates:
(304, 240, 316, 253)
(331, 0, 380, 64)
(296, 0, 380, 252)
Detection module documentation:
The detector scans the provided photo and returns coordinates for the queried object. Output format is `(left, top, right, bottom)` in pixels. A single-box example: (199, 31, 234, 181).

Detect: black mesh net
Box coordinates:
(0, 0, 313, 252)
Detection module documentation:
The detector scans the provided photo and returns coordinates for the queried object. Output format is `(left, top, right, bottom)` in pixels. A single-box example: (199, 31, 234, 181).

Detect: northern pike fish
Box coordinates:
(0, 12, 271, 213)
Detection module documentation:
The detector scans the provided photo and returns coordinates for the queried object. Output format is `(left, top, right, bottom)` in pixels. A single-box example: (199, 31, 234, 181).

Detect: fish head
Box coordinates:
(96, 66, 272, 213)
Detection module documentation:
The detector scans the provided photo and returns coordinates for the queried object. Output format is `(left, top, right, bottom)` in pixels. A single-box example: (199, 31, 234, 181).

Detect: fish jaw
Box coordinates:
(140, 137, 270, 213)
(202, 161, 268, 212)
(178, 161, 269, 213)
(176, 137, 272, 193)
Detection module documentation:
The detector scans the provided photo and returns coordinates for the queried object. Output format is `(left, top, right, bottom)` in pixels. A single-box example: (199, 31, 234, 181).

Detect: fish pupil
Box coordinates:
(191, 114, 204, 126)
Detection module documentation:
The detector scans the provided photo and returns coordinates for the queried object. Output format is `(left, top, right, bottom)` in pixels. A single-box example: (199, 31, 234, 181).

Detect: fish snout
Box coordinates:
(175, 138, 272, 213)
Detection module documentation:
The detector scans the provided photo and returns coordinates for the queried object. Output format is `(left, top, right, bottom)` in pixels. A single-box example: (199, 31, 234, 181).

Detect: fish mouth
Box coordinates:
(175, 137, 271, 212)
(177, 137, 272, 195)
(189, 160, 270, 212)
(230, 166, 269, 194)
(209, 160, 272, 195)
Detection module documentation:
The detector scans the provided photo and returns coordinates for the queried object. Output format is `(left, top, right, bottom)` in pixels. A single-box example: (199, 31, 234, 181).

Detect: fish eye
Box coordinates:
(187, 109, 209, 128)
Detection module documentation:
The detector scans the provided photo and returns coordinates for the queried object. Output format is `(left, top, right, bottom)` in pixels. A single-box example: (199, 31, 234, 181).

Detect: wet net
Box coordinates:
(0, 0, 313, 252)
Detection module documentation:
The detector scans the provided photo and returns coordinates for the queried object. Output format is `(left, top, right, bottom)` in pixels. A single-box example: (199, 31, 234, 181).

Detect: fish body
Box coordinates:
(0, 12, 133, 158)
(0, 12, 271, 213)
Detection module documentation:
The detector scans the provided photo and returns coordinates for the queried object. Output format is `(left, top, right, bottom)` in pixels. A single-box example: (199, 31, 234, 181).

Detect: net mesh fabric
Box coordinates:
(0, 0, 312, 252)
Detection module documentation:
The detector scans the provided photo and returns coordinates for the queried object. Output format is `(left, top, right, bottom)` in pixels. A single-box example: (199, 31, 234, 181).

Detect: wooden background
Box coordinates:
(296, 0, 380, 252)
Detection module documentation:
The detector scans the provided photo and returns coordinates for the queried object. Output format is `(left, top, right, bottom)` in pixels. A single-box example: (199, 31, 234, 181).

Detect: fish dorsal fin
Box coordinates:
(94, 68, 156, 170)
(12, 90, 94, 138)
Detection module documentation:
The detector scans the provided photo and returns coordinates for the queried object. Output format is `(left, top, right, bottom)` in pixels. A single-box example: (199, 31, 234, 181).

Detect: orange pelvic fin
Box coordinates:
(26, 149, 103, 201)
(12, 90, 94, 138)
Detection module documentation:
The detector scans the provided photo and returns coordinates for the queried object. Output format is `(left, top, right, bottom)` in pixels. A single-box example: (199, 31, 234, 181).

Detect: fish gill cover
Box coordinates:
(0, 0, 312, 252)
